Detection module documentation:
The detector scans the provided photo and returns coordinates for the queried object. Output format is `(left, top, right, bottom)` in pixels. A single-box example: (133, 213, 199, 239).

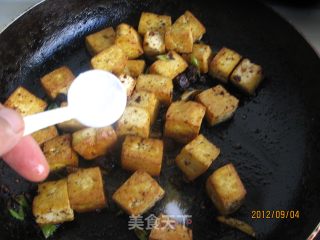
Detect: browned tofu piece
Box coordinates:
(91, 45, 128, 75)
(57, 101, 85, 132)
(112, 170, 165, 215)
(123, 60, 146, 78)
(121, 136, 163, 176)
(4, 86, 47, 116)
(196, 85, 239, 126)
(179, 11, 206, 41)
(40, 66, 75, 99)
(164, 101, 206, 143)
(116, 106, 150, 138)
(209, 47, 242, 83)
(136, 74, 173, 105)
(183, 44, 212, 73)
(165, 15, 193, 54)
(119, 74, 136, 97)
(138, 12, 172, 35)
(32, 126, 58, 146)
(67, 167, 107, 212)
(206, 163, 247, 215)
(230, 58, 263, 95)
(176, 134, 220, 181)
(149, 214, 193, 240)
(128, 91, 159, 124)
(115, 23, 143, 59)
(149, 51, 188, 79)
(85, 27, 116, 56)
(143, 31, 166, 56)
(43, 134, 78, 171)
(33, 179, 74, 225)
(72, 126, 117, 160)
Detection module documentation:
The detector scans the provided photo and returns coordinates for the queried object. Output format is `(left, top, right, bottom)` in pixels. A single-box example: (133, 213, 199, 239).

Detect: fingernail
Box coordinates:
(0, 108, 24, 133)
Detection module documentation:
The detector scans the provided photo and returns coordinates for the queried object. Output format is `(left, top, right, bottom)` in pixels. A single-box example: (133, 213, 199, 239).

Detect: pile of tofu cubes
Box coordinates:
(3, 9, 263, 239)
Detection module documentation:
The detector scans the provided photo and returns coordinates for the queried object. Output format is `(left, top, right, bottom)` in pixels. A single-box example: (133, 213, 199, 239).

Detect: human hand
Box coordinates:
(0, 104, 49, 182)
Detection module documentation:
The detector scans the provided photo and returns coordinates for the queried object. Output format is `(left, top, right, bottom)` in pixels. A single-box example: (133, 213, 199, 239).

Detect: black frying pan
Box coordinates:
(0, 0, 320, 239)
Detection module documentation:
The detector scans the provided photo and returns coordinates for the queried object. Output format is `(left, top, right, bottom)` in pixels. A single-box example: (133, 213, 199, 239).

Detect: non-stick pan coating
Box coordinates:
(0, 0, 320, 239)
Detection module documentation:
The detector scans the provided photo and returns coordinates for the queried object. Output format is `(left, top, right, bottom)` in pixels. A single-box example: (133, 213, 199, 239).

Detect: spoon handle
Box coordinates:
(23, 106, 73, 136)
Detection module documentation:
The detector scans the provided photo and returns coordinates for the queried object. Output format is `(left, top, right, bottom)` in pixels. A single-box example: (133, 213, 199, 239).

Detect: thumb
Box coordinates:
(0, 106, 24, 156)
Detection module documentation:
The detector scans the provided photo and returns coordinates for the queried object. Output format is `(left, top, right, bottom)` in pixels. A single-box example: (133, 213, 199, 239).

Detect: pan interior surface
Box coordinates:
(0, 0, 319, 239)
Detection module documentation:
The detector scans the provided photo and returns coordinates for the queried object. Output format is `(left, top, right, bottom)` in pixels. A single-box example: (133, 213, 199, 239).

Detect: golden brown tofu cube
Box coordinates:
(123, 60, 146, 78)
(138, 12, 172, 35)
(57, 102, 85, 132)
(176, 134, 220, 181)
(206, 163, 247, 215)
(149, 214, 193, 240)
(230, 58, 263, 95)
(164, 101, 206, 143)
(72, 126, 117, 160)
(67, 167, 107, 212)
(183, 44, 212, 73)
(180, 10, 206, 41)
(91, 45, 128, 75)
(119, 74, 136, 97)
(85, 27, 116, 56)
(150, 51, 188, 80)
(143, 31, 166, 56)
(40, 66, 75, 99)
(121, 136, 163, 176)
(116, 106, 150, 138)
(115, 23, 143, 59)
(43, 134, 78, 171)
(4, 86, 47, 116)
(136, 74, 173, 105)
(165, 15, 193, 54)
(32, 126, 58, 146)
(128, 91, 159, 124)
(209, 47, 242, 83)
(112, 170, 165, 215)
(32, 179, 74, 225)
(196, 85, 239, 126)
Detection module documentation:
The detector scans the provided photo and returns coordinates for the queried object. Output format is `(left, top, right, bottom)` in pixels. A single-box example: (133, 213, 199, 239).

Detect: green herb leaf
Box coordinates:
(16, 195, 28, 208)
(134, 228, 148, 240)
(8, 207, 24, 221)
(47, 103, 59, 110)
(41, 224, 58, 239)
(157, 54, 170, 61)
(190, 55, 199, 69)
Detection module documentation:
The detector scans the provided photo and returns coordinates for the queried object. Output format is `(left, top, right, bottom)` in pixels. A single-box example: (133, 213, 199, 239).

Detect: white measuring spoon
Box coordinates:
(23, 70, 127, 136)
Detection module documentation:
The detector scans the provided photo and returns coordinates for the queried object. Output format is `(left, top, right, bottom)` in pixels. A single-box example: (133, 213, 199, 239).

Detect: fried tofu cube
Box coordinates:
(57, 102, 85, 132)
(119, 74, 136, 97)
(136, 74, 173, 105)
(85, 27, 116, 56)
(40, 66, 75, 99)
(72, 126, 117, 160)
(4, 86, 47, 116)
(112, 170, 165, 215)
(32, 179, 74, 225)
(138, 12, 172, 35)
(149, 214, 193, 240)
(164, 101, 206, 143)
(183, 44, 212, 73)
(176, 134, 220, 181)
(121, 136, 163, 176)
(196, 85, 239, 126)
(230, 58, 263, 95)
(116, 106, 150, 138)
(32, 126, 58, 146)
(179, 11, 206, 41)
(150, 51, 188, 80)
(67, 167, 107, 212)
(128, 91, 159, 124)
(206, 163, 247, 215)
(123, 60, 146, 78)
(43, 134, 78, 171)
(143, 31, 166, 56)
(165, 16, 193, 54)
(209, 47, 242, 83)
(91, 45, 127, 75)
(115, 23, 143, 59)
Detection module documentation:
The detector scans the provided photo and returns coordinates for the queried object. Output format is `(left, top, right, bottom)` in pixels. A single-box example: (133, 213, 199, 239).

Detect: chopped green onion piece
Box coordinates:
(41, 224, 58, 239)
(157, 54, 170, 61)
(134, 229, 148, 240)
(16, 195, 28, 208)
(190, 55, 199, 69)
(47, 103, 59, 110)
(8, 207, 24, 221)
